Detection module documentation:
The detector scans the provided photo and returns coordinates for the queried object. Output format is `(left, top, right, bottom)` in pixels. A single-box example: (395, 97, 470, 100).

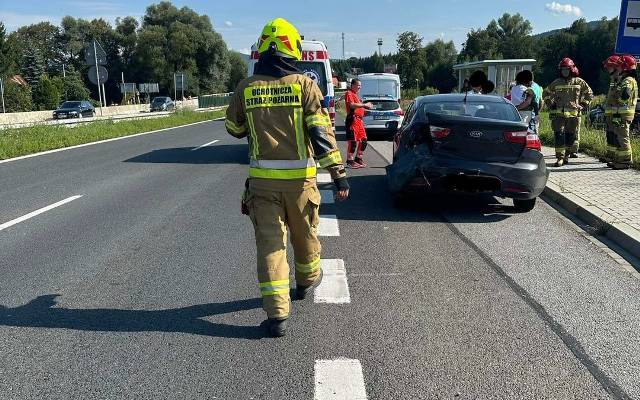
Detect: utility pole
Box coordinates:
(0, 77, 5, 113)
(377, 38, 383, 56)
(342, 32, 345, 60)
(93, 40, 103, 115)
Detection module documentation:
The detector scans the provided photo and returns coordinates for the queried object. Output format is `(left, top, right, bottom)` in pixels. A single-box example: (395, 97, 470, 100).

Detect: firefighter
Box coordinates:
(225, 18, 349, 337)
(543, 58, 593, 167)
(603, 54, 637, 170)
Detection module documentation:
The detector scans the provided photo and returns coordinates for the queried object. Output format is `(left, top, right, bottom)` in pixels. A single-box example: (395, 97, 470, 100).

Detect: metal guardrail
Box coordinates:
(198, 93, 232, 108)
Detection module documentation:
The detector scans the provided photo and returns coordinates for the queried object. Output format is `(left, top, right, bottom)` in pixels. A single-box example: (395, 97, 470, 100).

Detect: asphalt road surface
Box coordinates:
(1, 119, 639, 399)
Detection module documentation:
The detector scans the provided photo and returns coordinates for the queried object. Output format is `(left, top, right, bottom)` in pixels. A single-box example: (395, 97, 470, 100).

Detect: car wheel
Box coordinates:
(513, 198, 536, 212)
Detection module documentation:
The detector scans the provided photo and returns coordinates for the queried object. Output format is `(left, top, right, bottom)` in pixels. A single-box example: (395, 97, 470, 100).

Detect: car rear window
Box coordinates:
(361, 80, 397, 98)
(369, 100, 400, 111)
(421, 100, 521, 122)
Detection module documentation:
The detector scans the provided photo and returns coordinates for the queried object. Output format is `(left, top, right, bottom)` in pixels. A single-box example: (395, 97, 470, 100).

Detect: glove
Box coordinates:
(241, 179, 250, 215)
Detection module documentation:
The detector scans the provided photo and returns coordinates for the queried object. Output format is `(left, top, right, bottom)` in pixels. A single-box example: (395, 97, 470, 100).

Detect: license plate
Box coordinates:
(58, 114, 67, 118)
(373, 115, 388, 120)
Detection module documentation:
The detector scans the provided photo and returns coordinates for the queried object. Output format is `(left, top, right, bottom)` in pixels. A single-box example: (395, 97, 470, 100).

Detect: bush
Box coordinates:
(32, 75, 61, 110)
(3, 80, 33, 112)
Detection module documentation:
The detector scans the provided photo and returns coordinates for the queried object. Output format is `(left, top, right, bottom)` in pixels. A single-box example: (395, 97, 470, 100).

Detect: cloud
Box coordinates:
(545, 2, 583, 17)
(224, 21, 233, 27)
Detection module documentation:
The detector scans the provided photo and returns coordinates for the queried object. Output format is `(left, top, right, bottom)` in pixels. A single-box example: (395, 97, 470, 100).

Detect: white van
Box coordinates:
(357, 73, 401, 100)
(249, 40, 336, 126)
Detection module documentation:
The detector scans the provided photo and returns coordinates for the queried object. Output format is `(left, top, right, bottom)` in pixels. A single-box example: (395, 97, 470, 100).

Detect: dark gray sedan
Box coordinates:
(388, 94, 549, 212)
(52, 101, 95, 119)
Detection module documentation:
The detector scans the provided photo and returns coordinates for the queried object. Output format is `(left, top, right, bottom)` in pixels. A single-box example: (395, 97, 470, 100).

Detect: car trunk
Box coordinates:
(426, 113, 528, 164)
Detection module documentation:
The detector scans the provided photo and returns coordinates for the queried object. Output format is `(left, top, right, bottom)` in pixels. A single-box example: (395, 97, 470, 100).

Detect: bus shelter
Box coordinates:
(453, 59, 537, 95)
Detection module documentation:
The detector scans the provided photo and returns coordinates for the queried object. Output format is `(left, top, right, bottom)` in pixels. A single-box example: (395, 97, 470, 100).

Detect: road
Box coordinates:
(1, 119, 640, 399)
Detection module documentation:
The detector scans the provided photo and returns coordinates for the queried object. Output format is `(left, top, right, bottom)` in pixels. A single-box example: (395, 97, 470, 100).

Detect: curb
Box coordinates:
(543, 181, 640, 260)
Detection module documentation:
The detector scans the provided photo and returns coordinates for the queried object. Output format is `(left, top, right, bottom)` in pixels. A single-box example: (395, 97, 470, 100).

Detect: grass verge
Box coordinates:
(0, 109, 225, 160)
(537, 111, 639, 169)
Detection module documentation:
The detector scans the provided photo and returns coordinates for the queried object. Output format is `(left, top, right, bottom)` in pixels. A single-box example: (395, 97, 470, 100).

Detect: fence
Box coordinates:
(198, 93, 232, 108)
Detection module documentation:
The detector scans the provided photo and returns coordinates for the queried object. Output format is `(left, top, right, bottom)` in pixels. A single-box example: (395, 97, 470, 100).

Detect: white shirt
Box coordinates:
(510, 85, 527, 107)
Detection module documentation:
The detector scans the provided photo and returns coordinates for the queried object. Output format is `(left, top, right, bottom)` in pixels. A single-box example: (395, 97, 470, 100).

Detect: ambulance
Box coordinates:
(249, 40, 336, 126)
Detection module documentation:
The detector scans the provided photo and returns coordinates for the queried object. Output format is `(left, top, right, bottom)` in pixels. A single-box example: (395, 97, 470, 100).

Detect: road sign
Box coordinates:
(84, 41, 107, 65)
(175, 72, 187, 90)
(120, 82, 137, 94)
(616, 0, 640, 54)
(139, 83, 159, 94)
(88, 65, 108, 85)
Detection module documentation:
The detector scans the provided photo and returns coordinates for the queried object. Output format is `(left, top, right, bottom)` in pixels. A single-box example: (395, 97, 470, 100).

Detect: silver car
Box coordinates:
(362, 96, 404, 136)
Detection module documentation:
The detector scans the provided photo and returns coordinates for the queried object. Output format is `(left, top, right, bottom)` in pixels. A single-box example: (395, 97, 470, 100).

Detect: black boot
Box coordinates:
(267, 318, 288, 337)
(296, 269, 324, 300)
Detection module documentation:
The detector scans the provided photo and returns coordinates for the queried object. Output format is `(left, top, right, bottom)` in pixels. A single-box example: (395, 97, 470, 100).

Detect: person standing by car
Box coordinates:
(603, 54, 637, 170)
(344, 78, 373, 168)
(224, 17, 350, 337)
(543, 58, 593, 166)
(510, 70, 538, 133)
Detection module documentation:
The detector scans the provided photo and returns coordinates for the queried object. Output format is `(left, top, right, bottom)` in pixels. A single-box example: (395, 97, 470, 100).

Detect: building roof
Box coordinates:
(453, 59, 537, 70)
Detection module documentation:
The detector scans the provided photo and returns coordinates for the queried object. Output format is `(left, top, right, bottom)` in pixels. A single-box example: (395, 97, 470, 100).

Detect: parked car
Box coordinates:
(52, 101, 95, 119)
(362, 96, 404, 137)
(388, 94, 548, 212)
(150, 96, 175, 112)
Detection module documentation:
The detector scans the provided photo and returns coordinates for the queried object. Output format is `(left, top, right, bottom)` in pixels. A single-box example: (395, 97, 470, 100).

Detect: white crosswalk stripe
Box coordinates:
(314, 359, 368, 400)
(318, 215, 340, 236)
(317, 173, 332, 183)
(315, 259, 350, 304)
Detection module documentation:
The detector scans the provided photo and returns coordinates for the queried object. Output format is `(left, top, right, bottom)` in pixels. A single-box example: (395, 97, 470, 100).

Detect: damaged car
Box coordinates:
(387, 94, 549, 212)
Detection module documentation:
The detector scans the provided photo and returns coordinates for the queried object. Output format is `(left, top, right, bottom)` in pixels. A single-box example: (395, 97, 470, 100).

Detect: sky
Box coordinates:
(0, 0, 622, 58)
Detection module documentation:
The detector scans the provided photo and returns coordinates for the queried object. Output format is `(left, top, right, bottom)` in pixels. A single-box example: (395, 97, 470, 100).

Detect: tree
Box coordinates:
(459, 13, 534, 61)
(0, 22, 18, 77)
(3, 80, 33, 112)
(62, 66, 91, 101)
(227, 51, 247, 91)
(13, 22, 63, 73)
(20, 45, 46, 89)
(33, 75, 61, 110)
(422, 39, 458, 92)
(396, 31, 426, 88)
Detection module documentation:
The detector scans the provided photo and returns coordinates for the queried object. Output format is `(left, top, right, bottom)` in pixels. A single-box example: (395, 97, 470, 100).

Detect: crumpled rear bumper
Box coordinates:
(386, 146, 549, 200)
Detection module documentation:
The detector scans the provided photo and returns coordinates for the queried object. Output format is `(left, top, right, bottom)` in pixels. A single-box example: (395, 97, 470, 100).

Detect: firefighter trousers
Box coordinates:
(606, 118, 634, 167)
(551, 116, 580, 159)
(246, 185, 322, 319)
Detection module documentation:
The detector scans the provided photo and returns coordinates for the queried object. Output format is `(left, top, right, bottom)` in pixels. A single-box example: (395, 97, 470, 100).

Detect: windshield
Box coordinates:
(361, 79, 398, 98)
(61, 101, 81, 108)
(421, 99, 521, 122)
(152, 97, 167, 103)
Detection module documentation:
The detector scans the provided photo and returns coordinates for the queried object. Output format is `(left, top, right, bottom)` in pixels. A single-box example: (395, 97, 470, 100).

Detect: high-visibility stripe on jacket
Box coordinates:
(605, 76, 638, 119)
(543, 77, 593, 118)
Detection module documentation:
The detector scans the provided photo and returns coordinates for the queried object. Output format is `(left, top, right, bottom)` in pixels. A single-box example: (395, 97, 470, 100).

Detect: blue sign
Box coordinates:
(617, 0, 640, 54)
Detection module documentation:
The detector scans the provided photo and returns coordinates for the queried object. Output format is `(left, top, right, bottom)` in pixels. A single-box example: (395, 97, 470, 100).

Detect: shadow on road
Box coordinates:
(0, 294, 266, 340)
(123, 144, 249, 165)
(321, 173, 516, 224)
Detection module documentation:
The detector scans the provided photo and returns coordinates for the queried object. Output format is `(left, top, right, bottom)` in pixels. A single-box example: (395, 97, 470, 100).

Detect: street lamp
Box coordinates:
(415, 78, 419, 95)
(377, 38, 383, 56)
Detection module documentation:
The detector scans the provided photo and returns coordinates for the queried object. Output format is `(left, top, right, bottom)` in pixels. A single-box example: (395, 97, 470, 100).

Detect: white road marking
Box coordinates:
(315, 259, 350, 304)
(320, 190, 335, 204)
(191, 139, 219, 151)
(0, 196, 83, 232)
(314, 359, 368, 400)
(317, 173, 332, 183)
(318, 215, 339, 236)
(0, 120, 214, 165)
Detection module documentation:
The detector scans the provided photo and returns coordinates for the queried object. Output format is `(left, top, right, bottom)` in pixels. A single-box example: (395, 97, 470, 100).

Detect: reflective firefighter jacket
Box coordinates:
(225, 73, 346, 191)
(605, 76, 638, 122)
(543, 77, 594, 118)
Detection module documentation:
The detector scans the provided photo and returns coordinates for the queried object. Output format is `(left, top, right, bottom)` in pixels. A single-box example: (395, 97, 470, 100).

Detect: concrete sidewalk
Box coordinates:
(366, 140, 640, 260)
(542, 146, 640, 260)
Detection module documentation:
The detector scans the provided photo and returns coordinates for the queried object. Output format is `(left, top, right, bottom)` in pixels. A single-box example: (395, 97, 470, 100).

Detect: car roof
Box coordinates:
(417, 93, 510, 104)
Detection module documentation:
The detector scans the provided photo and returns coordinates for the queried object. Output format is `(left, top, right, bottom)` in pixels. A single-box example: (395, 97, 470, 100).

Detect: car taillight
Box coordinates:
(328, 98, 336, 125)
(394, 110, 404, 116)
(430, 126, 450, 139)
(504, 131, 542, 151)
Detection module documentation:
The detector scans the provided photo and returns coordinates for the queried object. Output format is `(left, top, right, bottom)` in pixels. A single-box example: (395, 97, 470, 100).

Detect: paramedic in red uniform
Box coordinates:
(344, 78, 373, 168)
